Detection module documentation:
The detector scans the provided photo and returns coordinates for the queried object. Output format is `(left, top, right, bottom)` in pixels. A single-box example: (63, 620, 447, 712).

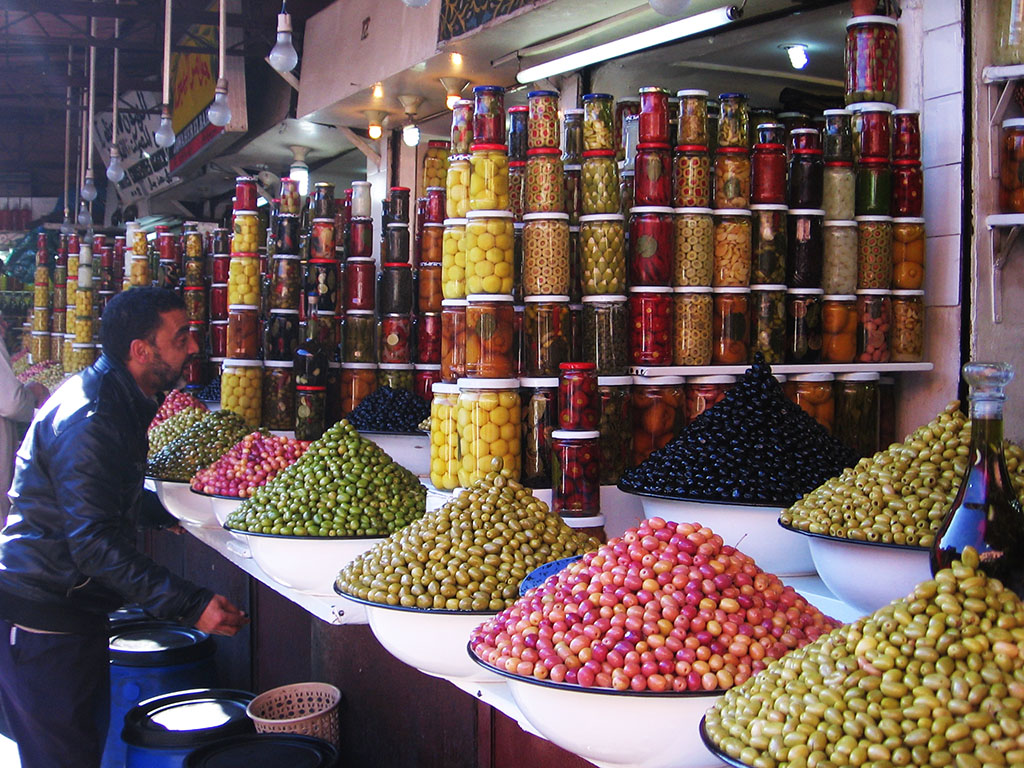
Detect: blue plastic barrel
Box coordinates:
(185, 734, 339, 768)
(102, 621, 218, 768)
(122, 689, 255, 768)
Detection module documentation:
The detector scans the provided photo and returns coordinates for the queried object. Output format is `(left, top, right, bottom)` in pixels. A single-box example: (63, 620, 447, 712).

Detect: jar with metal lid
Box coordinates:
(851, 102, 893, 161)
(508, 105, 528, 161)
(457, 377, 522, 485)
(712, 287, 749, 365)
(677, 89, 708, 145)
(712, 209, 752, 287)
(522, 296, 570, 377)
(580, 214, 626, 294)
(629, 207, 674, 285)
(424, 186, 447, 226)
(845, 16, 898, 105)
(465, 211, 514, 294)
(446, 155, 471, 219)
(379, 314, 412, 364)
(221, 359, 262, 425)
(522, 213, 570, 295)
(342, 310, 376, 363)
(579, 295, 628, 374)
(592, 376, 631, 485)
(750, 142, 786, 205)
(430, 382, 461, 490)
(378, 263, 413, 315)
(415, 312, 441, 365)
(440, 299, 467, 383)
(450, 99, 473, 154)
(230, 212, 260, 255)
(524, 148, 563, 213)
(465, 294, 516, 378)
(834, 372, 880, 458)
(749, 205, 787, 285)
(580, 150, 619, 214)
(420, 223, 443, 266)
(472, 85, 504, 145)
(508, 161, 526, 220)
(788, 148, 824, 209)
(855, 158, 892, 216)
(749, 284, 786, 363)
(714, 148, 751, 208)
(717, 92, 749, 148)
(891, 217, 925, 289)
(822, 221, 858, 294)
(890, 289, 924, 362)
(685, 375, 734, 424)
(673, 145, 711, 208)
(631, 376, 685, 466)
(784, 373, 834, 434)
(519, 377, 558, 489)
(856, 215, 893, 289)
(226, 305, 259, 360)
(820, 294, 858, 363)
(672, 207, 714, 286)
(526, 90, 558, 149)
(413, 364, 441, 403)
(856, 288, 892, 362)
(376, 363, 414, 392)
(263, 309, 300, 361)
(756, 122, 785, 145)
(469, 143, 510, 211)
(582, 93, 614, 151)
(785, 287, 823, 363)
(672, 287, 713, 365)
(441, 219, 468, 300)
(558, 361, 598, 430)
(638, 87, 670, 145)
(418, 262, 443, 314)
(634, 144, 672, 207)
(822, 109, 854, 162)
(551, 430, 601, 518)
(891, 160, 923, 217)
(344, 258, 375, 311)
(261, 361, 295, 431)
(563, 163, 582, 225)
(786, 209, 825, 288)
(890, 109, 920, 161)
(1000, 118, 1024, 212)
(823, 162, 856, 222)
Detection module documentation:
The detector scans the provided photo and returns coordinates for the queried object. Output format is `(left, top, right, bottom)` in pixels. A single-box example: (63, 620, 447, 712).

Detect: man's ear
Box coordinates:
(128, 337, 149, 363)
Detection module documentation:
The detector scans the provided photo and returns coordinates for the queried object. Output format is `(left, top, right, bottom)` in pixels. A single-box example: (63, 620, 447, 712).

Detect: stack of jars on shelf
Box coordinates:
(411, 186, 444, 403)
(181, 222, 208, 391)
(340, 179, 379, 419)
(377, 185, 416, 398)
(50, 234, 69, 365)
(29, 232, 50, 365)
(70, 236, 98, 373)
(208, 224, 231, 381)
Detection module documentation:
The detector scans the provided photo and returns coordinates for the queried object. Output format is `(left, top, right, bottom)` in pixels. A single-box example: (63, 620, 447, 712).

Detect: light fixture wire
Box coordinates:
(111, 6, 120, 151)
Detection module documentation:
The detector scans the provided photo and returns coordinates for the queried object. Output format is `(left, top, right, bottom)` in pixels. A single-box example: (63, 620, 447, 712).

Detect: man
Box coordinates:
(0, 287, 248, 768)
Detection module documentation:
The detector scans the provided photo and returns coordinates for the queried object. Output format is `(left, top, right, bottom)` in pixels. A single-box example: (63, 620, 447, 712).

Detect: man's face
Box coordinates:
(144, 309, 198, 391)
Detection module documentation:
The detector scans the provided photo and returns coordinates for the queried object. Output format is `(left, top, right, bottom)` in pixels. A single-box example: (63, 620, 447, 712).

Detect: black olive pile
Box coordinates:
(347, 386, 430, 433)
(195, 378, 221, 403)
(619, 355, 860, 505)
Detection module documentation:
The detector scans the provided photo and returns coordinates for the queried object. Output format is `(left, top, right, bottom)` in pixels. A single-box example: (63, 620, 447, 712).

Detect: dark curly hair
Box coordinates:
(99, 287, 185, 364)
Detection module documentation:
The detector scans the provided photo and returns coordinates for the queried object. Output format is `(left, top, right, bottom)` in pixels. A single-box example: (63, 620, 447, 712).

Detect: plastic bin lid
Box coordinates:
(184, 734, 339, 768)
(109, 620, 215, 667)
(121, 689, 255, 749)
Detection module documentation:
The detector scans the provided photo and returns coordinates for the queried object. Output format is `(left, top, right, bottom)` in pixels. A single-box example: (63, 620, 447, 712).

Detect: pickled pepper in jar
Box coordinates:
(523, 296, 570, 377)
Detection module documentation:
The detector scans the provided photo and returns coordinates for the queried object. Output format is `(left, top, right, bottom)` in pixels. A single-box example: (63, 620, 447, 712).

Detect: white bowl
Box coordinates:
(803, 530, 931, 615)
(151, 479, 218, 527)
(227, 531, 383, 595)
(359, 431, 430, 477)
(633, 494, 814, 577)
(188, 488, 245, 528)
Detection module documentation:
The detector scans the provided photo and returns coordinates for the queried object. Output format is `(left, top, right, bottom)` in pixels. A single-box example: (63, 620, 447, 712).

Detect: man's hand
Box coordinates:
(195, 594, 249, 636)
(27, 382, 49, 407)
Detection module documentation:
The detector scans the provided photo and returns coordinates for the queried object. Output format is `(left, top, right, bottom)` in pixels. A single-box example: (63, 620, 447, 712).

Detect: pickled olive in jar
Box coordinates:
(712, 209, 752, 287)
(594, 378, 631, 484)
(580, 295, 629, 375)
(376, 363, 414, 392)
(712, 287, 750, 365)
(523, 297, 570, 377)
(563, 164, 582, 225)
(465, 295, 516, 378)
(440, 299, 467, 383)
(786, 209, 825, 289)
(822, 221, 858, 294)
(856, 215, 893, 289)
(450, 99, 473, 155)
(345, 258, 376, 311)
(714, 148, 751, 208)
(525, 148, 563, 213)
(378, 263, 413, 315)
(228, 256, 261, 306)
(629, 207, 674, 285)
(441, 219, 468, 300)
(823, 162, 856, 221)
(639, 87, 670, 145)
(583, 93, 615, 151)
(634, 144, 672, 207)
(446, 156, 471, 219)
(749, 205, 787, 285)
(220, 360, 262, 426)
(527, 90, 559, 149)
(789, 148, 824, 209)
(580, 214, 626, 295)
(306, 260, 340, 314)
(749, 284, 786, 363)
(522, 213, 570, 296)
(379, 314, 412, 364)
(465, 212, 515, 295)
(456, 379, 522, 486)
(685, 375, 734, 424)
(833, 372, 880, 458)
(508, 161, 526, 220)
(342, 310, 377, 363)
(676, 89, 708, 146)
(821, 294, 858, 363)
(231, 212, 260, 254)
(891, 217, 925, 289)
(673, 145, 711, 208)
(785, 288, 823, 363)
(341, 363, 377, 415)
(264, 309, 301, 361)
(551, 430, 601, 517)
(226, 305, 260, 359)
(519, 379, 558, 489)
(784, 373, 834, 434)
(184, 287, 206, 323)
(891, 160, 923, 217)
(261, 362, 295, 431)
(581, 151, 620, 214)
(415, 313, 442, 365)
(855, 158, 892, 217)
(420, 223, 443, 266)
(856, 289, 892, 362)
(673, 287, 713, 366)
(890, 289, 925, 362)
(629, 287, 672, 366)
(631, 377, 684, 466)
(717, 92, 749, 148)
(751, 142, 786, 205)
(845, 16, 899, 105)
(673, 208, 714, 286)
(429, 383, 461, 490)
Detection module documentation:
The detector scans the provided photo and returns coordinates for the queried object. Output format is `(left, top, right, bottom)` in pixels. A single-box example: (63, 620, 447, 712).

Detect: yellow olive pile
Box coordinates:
(704, 548, 1024, 768)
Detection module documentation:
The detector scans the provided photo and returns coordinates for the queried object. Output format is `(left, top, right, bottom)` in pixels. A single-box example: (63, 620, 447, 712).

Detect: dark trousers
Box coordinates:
(0, 619, 109, 768)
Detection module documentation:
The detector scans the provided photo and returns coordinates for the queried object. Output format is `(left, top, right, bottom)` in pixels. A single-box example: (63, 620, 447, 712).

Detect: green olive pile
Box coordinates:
(226, 419, 425, 537)
(147, 406, 207, 459)
(704, 548, 1024, 768)
(147, 410, 252, 482)
(780, 402, 1024, 547)
(335, 465, 597, 611)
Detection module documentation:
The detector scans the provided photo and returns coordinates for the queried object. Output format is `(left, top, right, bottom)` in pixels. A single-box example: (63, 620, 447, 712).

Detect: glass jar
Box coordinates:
(342, 310, 376, 363)
(457, 377, 522, 485)
(635, 144, 672, 207)
(226, 305, 260, 359)
(821, 294, 858, 363)
(306, 260, 340, 314)
(182, 287, 205, 324)
(788, 148, 824, 209)
(823, 221, 859, 294)
(421, 223, 443, 266)
(558, 361, 598, 430)
(878, 375, 897, 449)
(673, 145, 711, 208)
(415, 312, 442, 365)
(749, 205, 787, 285)
(717, 92, 749, 148)
(673, 287, 713, 365)
(712, 209, 752, 287)
(469, 143, 510, 211)
(519, 378, 558, 489)
(261, 361, 295, 431)
(580, 214, 627, 294)
(522, 213, 570, 296)
(834, 372, 880, 459)
(845, 16, 899, 105)
(413, 364, 441, 403)
(685, 375, 734, 424)
(749, 284, 786, 363)
(785, 288, 823, 363)
(891, 110, 920, 161)
(856, 215, 894, 289)
(712, 287, 750, 365)
(714, 148, 751, 209)
(581, 150, 620, 215)
(418, 262, 443, 314)
(385, 224, 410, 264)
(614, 102, 638, 162)
(638, 87, 670, 145)
(451, 99, 473, 154)
(523, 296, 570, 377)
(377, 363, 414, 392)
(890, 289, 925, 362)
(230, 212, 260, 255)
(580, 295, 629, 375)
(379, 314, 412, 364)
(340, 362, 377, 415)
(440, 299, 467, 383)
(227, 256, 260, 306)
(1000, 118, 1024, 212)
(28, 332, 49, 364)
(472, 85, 505, 145)
(677, 89, 708, 146)
(446, 155, 471, 219)
(672, 208, 714, 286)
(756, 122, 785, 146)
(69, 342, 98, 372)
(430, 382, 461, 490)
(785, 373, 834, 434)
(823, 162, 856, 221)
(892, 217, 925, 290)
(346, 217, 373, 259)
(524, 148, 563, 213)
(221, 359, 262, 426)
(464, 294, 516, 378)
(851, 102, 893, 161)
(822, 109, 854, 162)
(629, 287, 673, 367)
(184, 258, 205, 288)
(309, 218, 336, 261)
(891, 160, 923, 217)
(592, 377, 632, 485)
(465, 211, 515, 295)
(620, 171, 635, 215)
(563, 163, 582, 225)
(509, 161, 526, 220)
(583, 93, 615, 151)
(631, 376, 685, 466)
(264, 309, 300, 361)
(787, 209, 825, 289)
(235, 177, 259, 214)
(527, 90, 559, 149)
(855, 159, 892, 216)
(210, 321, 228, 358)
(379, 263, 413, 315)
(551, 431, 601, 518)
(211, 255, 229, 284)
(750, 142, 786, 205)
(856, 289, 892, 363)
(629, 207, 674, 285)
(441, 219, 468, 300)
(508, 105, 528, 162)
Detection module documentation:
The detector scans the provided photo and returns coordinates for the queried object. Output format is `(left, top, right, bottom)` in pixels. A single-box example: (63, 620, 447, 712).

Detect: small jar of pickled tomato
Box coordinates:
(634, 144, 672, 207)
(628, 206, 674, 285)
(712, 287, 750, 364)
(473, 85, 505, 145)
(558, 361, 598, 430)
(638, 87, 670, 144)
(850, 102, 893, 161)
(551, 430, 601, 518)
(684, 375, 735, 424)
(415, 312, 442, 365)
(344, 258, 376, 310)
(891, 160, 923, 218)
(413, 364, 441, 403)
(751, 143, 786, 205)
(631, 375, 685, 466)
(629, 286, 673, 366)
(379, 313, 413, 364)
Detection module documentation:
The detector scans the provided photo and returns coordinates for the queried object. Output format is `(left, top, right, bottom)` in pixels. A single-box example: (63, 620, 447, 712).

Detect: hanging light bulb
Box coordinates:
(209, 78, 232, 126)
(365, 110, 387, 141)
(648, 0, 692, 16)
(785, 44, 809, 70)
(440, 77, 469, 110)
(402, 124, 421, 147)
(269, 8, 299, 73)
(106, 147, 125, 183)
(155, 105, 175, 148)
(81, 171, 98, 202)
(289, 146, 310, 196)
(77, 200, 92, 229)
(60, 212, 75, 235)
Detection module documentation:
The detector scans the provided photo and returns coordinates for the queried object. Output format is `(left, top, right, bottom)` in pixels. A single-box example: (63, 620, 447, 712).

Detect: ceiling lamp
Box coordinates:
(648, 0, 692, 16)
(289, 145, 309, 196)
(372, 82, 384, 99)
(154, 0, 176, 148)
(208, 0, 232, 126)
(106, 8, 125, 182)
(81, 16, 99, 202)
(398, 94, 424, 147)
(440, 77, 469, 110)
(784, 44, 809, 70)
(269, 1, 299, 74)
(365, 110, 387, 140)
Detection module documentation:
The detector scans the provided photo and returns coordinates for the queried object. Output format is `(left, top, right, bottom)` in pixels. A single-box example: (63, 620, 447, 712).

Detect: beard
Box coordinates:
(149, 348, 189, 392)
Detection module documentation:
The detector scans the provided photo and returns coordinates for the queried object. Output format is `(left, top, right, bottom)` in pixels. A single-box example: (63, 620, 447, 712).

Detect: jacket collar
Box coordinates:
(94, 353, 159, 428)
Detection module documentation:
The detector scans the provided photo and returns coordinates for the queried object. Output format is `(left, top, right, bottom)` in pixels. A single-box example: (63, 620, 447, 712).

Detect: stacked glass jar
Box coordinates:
(412, 186, 444, 402)
(181, 222, 208, 390)
(30, 232, 51, 365)
(340, 180, 378, 415)
(208, 226, 230, 381)
(51, 234, 69, 365)
(71, 237, 98, 372)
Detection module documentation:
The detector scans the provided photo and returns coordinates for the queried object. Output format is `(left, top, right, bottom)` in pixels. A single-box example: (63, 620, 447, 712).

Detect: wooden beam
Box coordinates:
(0, 0, 245, 27)
(0, 32, 257, 56)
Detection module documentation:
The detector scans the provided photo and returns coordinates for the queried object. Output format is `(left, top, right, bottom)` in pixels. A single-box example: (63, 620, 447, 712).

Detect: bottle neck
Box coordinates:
(306, 303, 319, 342)
(969, 397, 1004, 453)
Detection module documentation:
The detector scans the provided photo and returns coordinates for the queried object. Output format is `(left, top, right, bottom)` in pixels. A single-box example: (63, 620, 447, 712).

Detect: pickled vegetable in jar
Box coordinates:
(563, 164, 582, 225)
(514, 378, 557, 490)
(785, 287, 823, 363)
(417, 262, 443, 314)
(420, 223, 444, 266)
(377, 363, 414, 392)
(441, 219, 468, 300)
(635, 144, 672, 207)
(520, 212, 569, 296)
(525, 148, 564, 213)
(856, 288, 892, 363)
(226, 305, 260, 360)
(580, 295, 629, 375)
(264, 309, 300, 361)
(638, 87, 670, 145)
(465, 294, 516, 378)
(440, 299, 467, 383)
(751, 142, 786, 205)
(341, 362, 378, 415)
(344, 258, 375, 311)
(227, 256, 260, 306)
(676, 89, 708, 146)
(891, 109, 920, 161)
(581, 150, 620, 215)
(342, 310, 376, 363)
(451, 99, 473, 154)
(786, 209, 825, 289)
(999, 118, 1024, 213)
(856, 215, 893, 289)
(580, 214, 626, 295)
(231, 212, 260, 255)
(379, 263, 413, 315)
(673, 286, 713, 366)
(558, 361, 598, 430)
(413, 364, 441, 403)
(784, 373, 834, 434)
(822, 162, 855, 222)
(508, 161, 526, 220)
(551, 430, 601, 518)
(685, 375, 734, 424)
(183, 287, 205, 323)
(890, 289, 925, 362)
(508, 105, 528, 162)
(379, 313, 412, 364)
(712, 209, 752, 287)
(822, 109, 854, 162)
(788, 148, 824, 209)
(430, 382, 461, 490)
(415, 312, 442, 365)
(261, 361, 295, 431)
(717, 93, 749, 149)
(306, 260, 340, 314)
(593, 377, 631, 484)
(749, 205, 787, 285)
(446, 155, 471, 219)
(631, 376, 684, 466)
(583, 93, 615, 151)
(620, 172, 635, 216)
(473, 85, 505, 145)
(629, 287, 673, 366)
(527, 90, 559, 149)
(822, 221, 858, 294)
(891, 217, 925, 289)
(714, 148, 751, 209)
(221, 359, 262, 425)
(457, 377, 522, 485)
(834, 372, 880, 458)
(712, 287, 750, 365)
(821, 294, 858, 363)
(749, 284, 786, 363)
(523, 296, 570, 377)
(562, 108, 584, 165)
(851, 102, 893, 161)
(465, 211, 514, 295)
(673, 145, 711, 208)
(629, 207, 674, 285)
(855, 158, 892, 216)
(845, 16, 899, 105)
(891, 160, 923, 217)
(673, 207, 714, 286)
(210, 321, 228, 358)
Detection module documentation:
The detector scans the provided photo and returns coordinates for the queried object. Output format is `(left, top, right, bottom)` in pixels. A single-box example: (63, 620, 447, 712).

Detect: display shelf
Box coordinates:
(984, 215, 1024, 323)
(983, 64, 1024, 83)
(629, 362, 933, 377)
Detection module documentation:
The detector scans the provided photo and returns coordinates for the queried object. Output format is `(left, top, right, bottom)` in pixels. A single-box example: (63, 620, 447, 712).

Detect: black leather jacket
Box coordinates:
(0, 354, 212, 634)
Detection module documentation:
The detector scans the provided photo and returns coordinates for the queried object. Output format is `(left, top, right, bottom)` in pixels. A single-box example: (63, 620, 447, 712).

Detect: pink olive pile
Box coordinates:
(150, 388, 208, 429)
(470, 518, 838, 693)
(191, 431, 310, 497)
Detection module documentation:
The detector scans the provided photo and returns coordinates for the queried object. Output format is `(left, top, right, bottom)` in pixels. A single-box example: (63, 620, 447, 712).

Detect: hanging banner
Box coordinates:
(438, 0, 552, 43)
(94, 91, 176, 203)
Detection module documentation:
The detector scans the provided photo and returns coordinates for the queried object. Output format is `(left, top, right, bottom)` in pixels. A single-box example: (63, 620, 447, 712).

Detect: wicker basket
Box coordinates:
(245, 682, 341, 746)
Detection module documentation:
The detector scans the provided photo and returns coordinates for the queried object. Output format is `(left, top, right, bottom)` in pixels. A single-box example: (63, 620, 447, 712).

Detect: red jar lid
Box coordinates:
(383, 262, 412, 268)
(582, 149, 616, 158)
(892, 159, 922, 167)
(637, 142, 671, 150)
(509, 160, 526, 168)
(859, 157, 891, 165)
(716, 147, 750, 155)
(428, 140, 451, 149)
(390, 186, 411, 192)
(752, 143, 785, 151)
(560, 361, 596, 371)
(791, 148, 823, 155)
(308, 258, 338, 265)
(527, 147, 561, 156)
(825, 161, 854, 167)
(296, 385, 328, 392)
(471, 143, 509, 152)
(183, 286, 205, 291)
(675, 144, 709, 152)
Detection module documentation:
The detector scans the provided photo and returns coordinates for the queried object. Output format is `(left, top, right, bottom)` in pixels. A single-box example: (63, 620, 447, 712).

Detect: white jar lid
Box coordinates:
(674, 207, 714, 216)
(519, 377, 559, 388)
(713, 209, 752, 217)
(441, 299, 468, 308)
(523, 212, 570, 222)
(847, 101, 897, 111)
(342, 362, 378, 369)
(228, 304, 259, 311)
(211, 283, 228, 288)
(822, 109, 853, 116)
(856, 288, 892, 295)
(892, 217, 926, 224)
(387, 222, 410, 229)
(345, 309, 376, 316)
(443, 219, 468, 227)
(632, 375, 685, 385)
(269, 309, 300, 315)
(564, 515, 606, 528)
(749, 284, 787, 291)
(630, 206, 674, 215)
(846, 15, 898, 27)
(789, 209, 826, 217)
(524, 295, 570, 303)
(272, 254, 301, 260)
(466, 210, 514, 219)
(432, 382, 459, 395)
(347, 257, 375, 263)
(414, 363, 442, 371)
(581, 294, 627, 303)
(222, 359, 263, 368)
(787, 288, 824, 295)
(891, 289, 925, 296)
(378, 363, 414, 370)
(749, 204, 789, 212)
(263, 360, 294, 368)
(836, 372, 881, 382)
(824, 294, 858, 301)
(855, 215, 894, 222)
(791, 372, 835, 382)
(676, 89, 709, 97)
(687, 375, 736, 384)
(674, 286, 713, 293)
(824, 220, 858, 228)
(457, 377, 521, 389)
(1003, 118, 1024, 129)
(551, 430, 600, 440)
(629, 286, 672, 294)
(579, 214, 625, 223)
(598, 376, 634, 386)
(714, 287, 752, 294)
(467, 294, 515, 303)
